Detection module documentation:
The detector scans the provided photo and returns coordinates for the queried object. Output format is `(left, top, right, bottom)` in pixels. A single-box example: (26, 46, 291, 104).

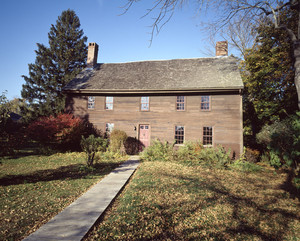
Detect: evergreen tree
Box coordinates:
(242, 7, 298, 147)
(21, 9, 87, 118)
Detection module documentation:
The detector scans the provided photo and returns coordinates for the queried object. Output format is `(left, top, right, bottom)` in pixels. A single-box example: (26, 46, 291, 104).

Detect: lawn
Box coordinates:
(85, 161, 300, 240)
(0, 152, 126, 241)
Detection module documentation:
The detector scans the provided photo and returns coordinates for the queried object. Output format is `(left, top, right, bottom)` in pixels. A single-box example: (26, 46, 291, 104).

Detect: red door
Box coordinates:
(139, 124, 150, 148)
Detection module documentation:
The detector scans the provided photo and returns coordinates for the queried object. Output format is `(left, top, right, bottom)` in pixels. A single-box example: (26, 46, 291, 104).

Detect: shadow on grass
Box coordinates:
(95, 165, 300, 241)
(280, 168, 300, 201)
(0, 162, 120, 186)
(156, 171, 300, 241)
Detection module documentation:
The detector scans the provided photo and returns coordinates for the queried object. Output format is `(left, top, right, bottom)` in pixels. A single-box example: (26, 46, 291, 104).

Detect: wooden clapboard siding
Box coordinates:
(66, 93, 243, 157)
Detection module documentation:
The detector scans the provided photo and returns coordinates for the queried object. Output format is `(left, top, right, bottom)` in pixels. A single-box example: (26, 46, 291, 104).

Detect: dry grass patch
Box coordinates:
(85, 161, 299, 240)
(0, 152, 126, 241)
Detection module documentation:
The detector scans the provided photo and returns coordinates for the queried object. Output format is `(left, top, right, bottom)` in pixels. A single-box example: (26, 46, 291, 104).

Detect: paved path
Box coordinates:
(23, 156, 140, 241)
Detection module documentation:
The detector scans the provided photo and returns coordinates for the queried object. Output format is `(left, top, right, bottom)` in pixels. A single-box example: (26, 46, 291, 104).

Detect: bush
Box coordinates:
(245, 148, 260, 163)
(26, 113, 101, 151)
(124, 137, 143, 155)
(142, 140, 231, 169)
(177, 141, 203, 162)
(0, 123, 27, 156)
(195, 146, 231, 168)
(257, 112, 300, 171)
(81, 135, 108, 166)
(109, 129, 128, 154)
(141, 139, 175, 162)
(230, 147, 262, 172)
(230, 159, 262, 172)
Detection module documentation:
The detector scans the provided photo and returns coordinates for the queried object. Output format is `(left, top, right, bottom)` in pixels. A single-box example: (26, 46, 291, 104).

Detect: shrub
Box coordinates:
(195, 146, 231, 168)
(257, 112, 300, 171)
(177, 141, 203, 162)
(269, 150, 282, 169)
(81, 135, 108, 166)
(124, 137, 142, 155)
(245, 148, 260, 163)
(142, 140, 231, 168)
(0, 123, 27, 156)
(230, 159, 262, 172)
(26, 113, 101, 151)
(109, 129, 128, 154)
(230, 147, 262, 172)
(141, 139, 175, 162)
(99, 150, 128, 162)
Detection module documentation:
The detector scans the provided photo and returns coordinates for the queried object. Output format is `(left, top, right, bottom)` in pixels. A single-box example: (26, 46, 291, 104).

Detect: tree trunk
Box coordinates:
(294, 40, 300, 110)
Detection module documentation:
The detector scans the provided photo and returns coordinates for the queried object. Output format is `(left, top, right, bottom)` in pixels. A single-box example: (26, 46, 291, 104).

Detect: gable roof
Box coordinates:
(63, 56, 243, 94)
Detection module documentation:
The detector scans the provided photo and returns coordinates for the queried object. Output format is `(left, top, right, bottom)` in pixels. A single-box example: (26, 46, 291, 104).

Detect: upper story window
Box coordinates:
(175, 125, 184, 144)
(201, 96, 210, 110)
(176, 96, 185, 111)
(141, 96, 149, 111)
(203, 126, 213, 145)
(106, 123, 114, 134)
(105, 96, 113, 110)
(88, 96, 95, 109)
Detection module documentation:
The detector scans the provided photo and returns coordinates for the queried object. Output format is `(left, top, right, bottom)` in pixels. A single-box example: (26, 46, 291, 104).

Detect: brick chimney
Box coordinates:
(216, 41, 228, 56)
(87, 42, 98, 68)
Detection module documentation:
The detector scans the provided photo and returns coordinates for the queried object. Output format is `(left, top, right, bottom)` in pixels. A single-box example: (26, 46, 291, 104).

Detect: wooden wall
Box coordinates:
(66, 93, 243, 157)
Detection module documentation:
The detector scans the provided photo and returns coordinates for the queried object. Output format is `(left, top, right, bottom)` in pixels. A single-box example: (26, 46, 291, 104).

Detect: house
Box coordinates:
(64, 41, 244, 157)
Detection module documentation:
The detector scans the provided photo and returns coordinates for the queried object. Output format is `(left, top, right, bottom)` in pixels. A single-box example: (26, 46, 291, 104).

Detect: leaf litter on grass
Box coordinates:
(0, 152, 125, 241)
(84, 161, 300, 241)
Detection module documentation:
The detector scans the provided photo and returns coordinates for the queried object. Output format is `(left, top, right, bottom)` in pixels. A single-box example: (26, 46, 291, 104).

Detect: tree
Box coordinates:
(242, 8, 298, 147)
(0, 91, 11, 133)
(125, 0, 300, 109)
(22, 9, 87, 118)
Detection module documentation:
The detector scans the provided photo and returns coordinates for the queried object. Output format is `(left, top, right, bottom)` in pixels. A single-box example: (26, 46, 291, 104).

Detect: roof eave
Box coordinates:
(63, 87, 244, 95)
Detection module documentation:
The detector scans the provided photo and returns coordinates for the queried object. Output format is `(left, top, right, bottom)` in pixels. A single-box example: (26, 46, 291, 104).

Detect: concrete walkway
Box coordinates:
(23, 156, 140, 241)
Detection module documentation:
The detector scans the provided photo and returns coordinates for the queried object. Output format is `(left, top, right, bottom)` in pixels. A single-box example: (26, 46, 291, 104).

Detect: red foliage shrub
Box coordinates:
(27, 113, 98, 151)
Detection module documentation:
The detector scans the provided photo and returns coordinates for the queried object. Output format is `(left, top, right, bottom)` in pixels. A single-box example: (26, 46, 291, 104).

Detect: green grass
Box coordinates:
(85, 161, 300, 241)
(0, 152, 126, 241)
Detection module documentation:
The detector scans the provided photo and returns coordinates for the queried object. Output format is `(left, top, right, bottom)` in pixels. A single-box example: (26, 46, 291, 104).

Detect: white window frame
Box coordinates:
(88, 96, 95, 109)
(201, 96, 211, 111)
(105, 96, 113, 110)
(176, 96, 185, 111)
(141, 96, 149, 111)
(175, 125, 185, 144)
(203, 126, 213, 146)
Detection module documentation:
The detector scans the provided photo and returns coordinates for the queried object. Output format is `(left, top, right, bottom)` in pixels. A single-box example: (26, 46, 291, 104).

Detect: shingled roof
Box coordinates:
(63, 56, 243, 94)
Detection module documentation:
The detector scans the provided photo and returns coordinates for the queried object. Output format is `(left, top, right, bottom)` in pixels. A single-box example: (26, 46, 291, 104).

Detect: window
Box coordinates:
(203, 126, 213, 145)
(201, 96, 210, 110)
(106, 123, 114, 134)
(105, 96, 113, 110)
(176, 96, 185, 111)
(175, 126, 184, 144)
(141, 96, 149, 111)
(88, 96, 95, 109)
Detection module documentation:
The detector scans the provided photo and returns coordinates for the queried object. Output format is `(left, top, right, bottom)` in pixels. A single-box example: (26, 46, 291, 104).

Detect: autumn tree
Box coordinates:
(125, 0, 300, 109)
(21, 9, 87, 119)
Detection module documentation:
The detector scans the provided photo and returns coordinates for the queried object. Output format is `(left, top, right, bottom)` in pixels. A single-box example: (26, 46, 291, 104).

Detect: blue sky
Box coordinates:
(1, 0, 222, 100)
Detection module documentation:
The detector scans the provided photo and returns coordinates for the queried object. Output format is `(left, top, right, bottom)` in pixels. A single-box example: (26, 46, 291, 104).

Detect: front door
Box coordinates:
(139, 124, 150, 148)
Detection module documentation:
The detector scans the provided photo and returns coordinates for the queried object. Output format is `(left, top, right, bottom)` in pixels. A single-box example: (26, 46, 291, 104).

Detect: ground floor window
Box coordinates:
(175, 125, 184, 144)
(203, 126, 213, 145)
